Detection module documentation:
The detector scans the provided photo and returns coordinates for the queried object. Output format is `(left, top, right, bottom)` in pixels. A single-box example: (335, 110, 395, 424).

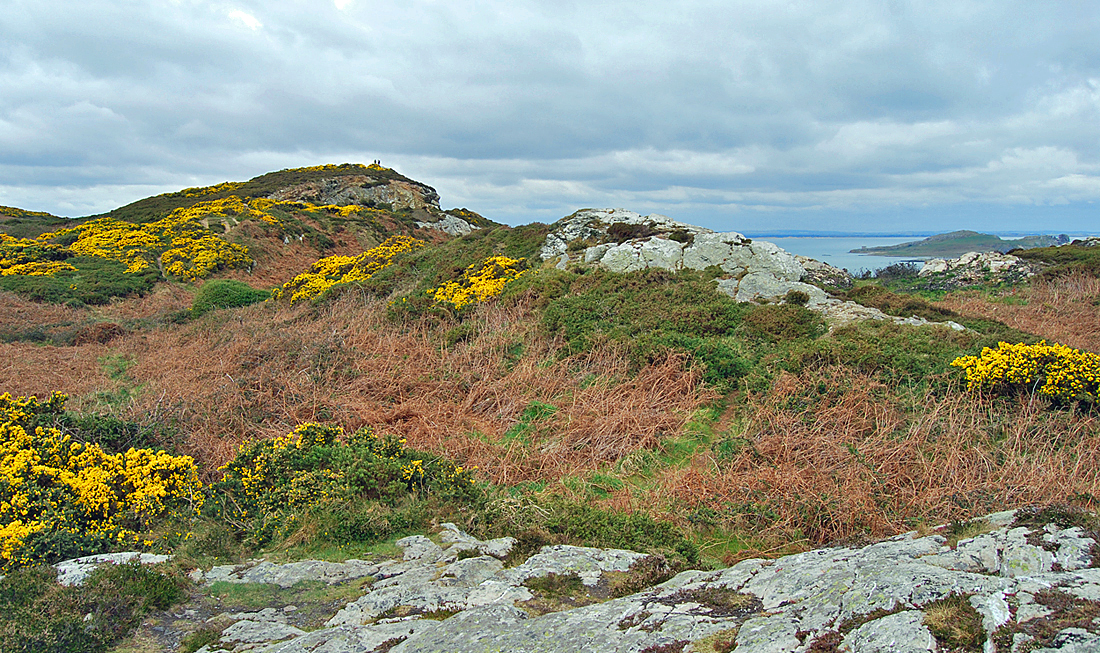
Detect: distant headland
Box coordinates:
(850, 230, 1069, 258)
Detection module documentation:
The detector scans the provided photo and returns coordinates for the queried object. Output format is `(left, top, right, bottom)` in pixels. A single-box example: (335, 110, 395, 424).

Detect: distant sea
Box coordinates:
(752, 236, 929, 273)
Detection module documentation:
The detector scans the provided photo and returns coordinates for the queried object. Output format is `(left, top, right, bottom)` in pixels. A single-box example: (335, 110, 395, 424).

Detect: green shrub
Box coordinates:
(47, 411, 174, 454)
(1015, 242, 1100, 279)
(0, 392, 202, 570)
(780, 319, 1032, 389)
(541, 500, 698, 565)
(540, 268, 750, 354)
(191, 279, 269, 316)
(740, 304, 825, 342)
(0, 561, 185, 653)
(845, 286, 957, 322)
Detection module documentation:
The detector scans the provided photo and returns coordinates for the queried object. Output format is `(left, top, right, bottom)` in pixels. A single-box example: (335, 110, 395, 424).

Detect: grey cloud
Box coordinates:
(0, 0, 1097, 234)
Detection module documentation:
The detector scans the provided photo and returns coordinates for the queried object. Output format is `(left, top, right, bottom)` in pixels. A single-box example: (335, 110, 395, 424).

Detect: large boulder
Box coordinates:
(540, 209, 824, 305)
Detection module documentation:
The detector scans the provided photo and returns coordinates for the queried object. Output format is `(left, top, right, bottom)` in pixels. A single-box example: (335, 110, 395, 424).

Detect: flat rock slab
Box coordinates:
(54, 552, 172, 586)
(200, 558, 379, 588)
(188, 515, 1100, 653)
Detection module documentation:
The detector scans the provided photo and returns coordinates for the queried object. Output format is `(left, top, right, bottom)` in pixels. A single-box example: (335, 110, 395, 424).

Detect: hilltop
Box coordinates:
(1, 165, 1099, 651)
(850, 229, 1068, 258)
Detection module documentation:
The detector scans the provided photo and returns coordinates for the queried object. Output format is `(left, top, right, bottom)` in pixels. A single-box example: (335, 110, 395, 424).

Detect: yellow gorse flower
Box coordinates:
(951, 340, 1100, 403)
(274, 235, 425, 303)
(0, 392, 203, 569)
(430, 256, 526, 309)
(0, 234, 76, 277)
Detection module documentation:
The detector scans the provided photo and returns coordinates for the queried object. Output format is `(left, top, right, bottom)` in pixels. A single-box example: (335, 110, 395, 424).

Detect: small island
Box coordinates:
(850, 229, 1068, 258)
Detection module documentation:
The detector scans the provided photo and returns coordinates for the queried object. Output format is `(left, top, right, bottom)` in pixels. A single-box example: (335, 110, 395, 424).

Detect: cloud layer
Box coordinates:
(1, 0, 1098, 233)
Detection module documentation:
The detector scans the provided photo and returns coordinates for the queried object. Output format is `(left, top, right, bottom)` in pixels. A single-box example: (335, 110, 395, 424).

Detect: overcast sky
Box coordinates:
(2, 1, 1098, 234)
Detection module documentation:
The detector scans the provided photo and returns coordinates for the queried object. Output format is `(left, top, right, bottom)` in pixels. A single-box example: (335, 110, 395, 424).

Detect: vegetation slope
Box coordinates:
(1, 164, 1098, 651)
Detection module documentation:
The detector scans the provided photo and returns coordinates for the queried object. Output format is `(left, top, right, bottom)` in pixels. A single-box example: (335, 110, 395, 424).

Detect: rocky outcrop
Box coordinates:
(539, 209, 964, 332)
(64, 510, 1083, 653)
(796, 256, 854, 290)
(270, 176, 441, 213)
(268, 174, 483, 236)
(53, 551, 172, 586)
(540, 209, 827, 305)
(919, 251, 1043, 290)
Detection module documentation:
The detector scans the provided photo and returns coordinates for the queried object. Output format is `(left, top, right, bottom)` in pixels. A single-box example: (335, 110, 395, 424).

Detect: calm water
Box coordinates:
(755, 236, 930, 273)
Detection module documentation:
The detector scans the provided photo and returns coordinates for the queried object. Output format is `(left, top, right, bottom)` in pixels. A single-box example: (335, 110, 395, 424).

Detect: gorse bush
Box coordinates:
(41, 212, 252, 280)
(0, 256, 159, 306)
(273, 235, 425, 303)
(191, 279, 270, 317)
(0, 393, 203, 570)
(211, 422, 479, 547)
(430, 255, 527, 310)
(952, 341, 1100, 403)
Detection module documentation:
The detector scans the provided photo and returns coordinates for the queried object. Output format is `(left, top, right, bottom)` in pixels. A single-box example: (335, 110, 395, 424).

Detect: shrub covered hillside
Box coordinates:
(0, 163, 495, 305)
(0, 165, 1099, 647)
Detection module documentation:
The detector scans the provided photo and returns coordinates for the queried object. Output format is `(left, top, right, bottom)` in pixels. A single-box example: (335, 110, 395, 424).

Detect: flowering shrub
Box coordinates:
(180, 181, 246, 198)
(274, 235, 425, 303)
(0, 392, 202, 569)
(0, 206, 57, 220)
(212, 422, 477, 546)
(951, 341, 1100, 403)
(0, 234, 75, 277)
(5, 184, 407, 291)
(430, 256, 527, 310)
(42, 211, 252, 280)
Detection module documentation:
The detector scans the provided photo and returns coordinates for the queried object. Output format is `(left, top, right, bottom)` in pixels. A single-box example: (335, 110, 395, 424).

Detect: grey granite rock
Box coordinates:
(220, 619, 306, 644)
(395, 535, 444, 562)
(839, 610, 936, 652)
(539, 208, 975, 332)
(54, 552, 172, 586)
(1031, 628, 1100, 652)
(201, 558, 378, 588)
(185, 514, 1100, 653)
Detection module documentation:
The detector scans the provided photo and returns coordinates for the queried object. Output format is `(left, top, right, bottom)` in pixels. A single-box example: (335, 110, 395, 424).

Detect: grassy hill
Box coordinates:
(851, 229, 1068, 258)
(1, 166, 1099, 650)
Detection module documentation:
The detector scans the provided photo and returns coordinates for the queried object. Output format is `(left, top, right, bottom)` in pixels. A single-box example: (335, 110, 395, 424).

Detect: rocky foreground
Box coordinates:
(57, 509, 1100, 652)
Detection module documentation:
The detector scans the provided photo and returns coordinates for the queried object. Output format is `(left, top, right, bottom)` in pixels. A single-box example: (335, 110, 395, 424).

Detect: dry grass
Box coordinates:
(0, 290, 83, 327)
(657, 365, 1100, 550)
(0, 341, 116, 400)
(118, 293, 708, 481)
(936, 273, 1100, 352)
(92, 283, 194, 322)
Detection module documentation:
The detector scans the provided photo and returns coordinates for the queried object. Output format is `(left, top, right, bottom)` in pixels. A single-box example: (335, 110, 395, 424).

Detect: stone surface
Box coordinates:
(415, 214, 478, 236)
(200, 558, 378, 588)
(797, 255, 854, 290)
(270, 175, 440, 213)
(53, 552, 172, 587)
(539, 208, 974, 332)
(173, 513, 1100, 653)
(839, 610, 937, 652)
